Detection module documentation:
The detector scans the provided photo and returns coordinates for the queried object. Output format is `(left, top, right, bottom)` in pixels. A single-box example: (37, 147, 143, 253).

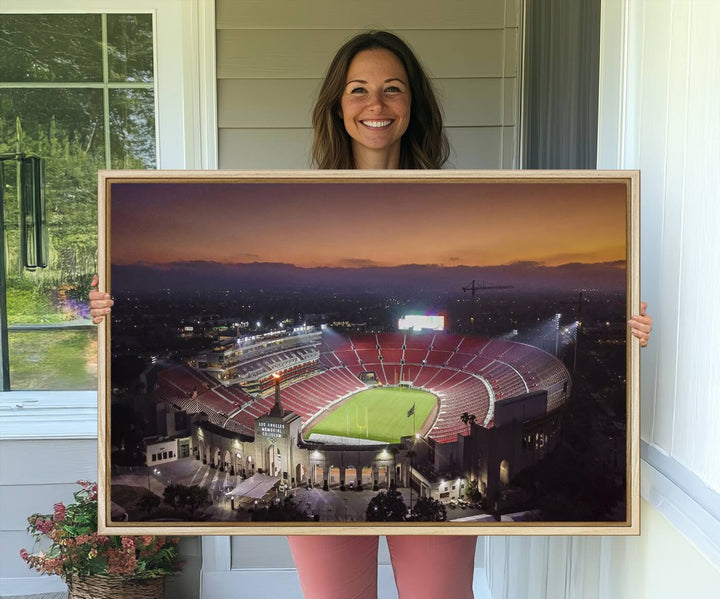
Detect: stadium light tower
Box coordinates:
(554, 313, 561, 356)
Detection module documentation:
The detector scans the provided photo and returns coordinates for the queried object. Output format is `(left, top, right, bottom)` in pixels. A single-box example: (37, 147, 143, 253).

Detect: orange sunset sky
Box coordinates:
(110, 181, 627, 268)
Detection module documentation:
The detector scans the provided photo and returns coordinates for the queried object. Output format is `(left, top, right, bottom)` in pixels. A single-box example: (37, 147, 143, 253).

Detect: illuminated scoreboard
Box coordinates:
(398, 314, 445, 332)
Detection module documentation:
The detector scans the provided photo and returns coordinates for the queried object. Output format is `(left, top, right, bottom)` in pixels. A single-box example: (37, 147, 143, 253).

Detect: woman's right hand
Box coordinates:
(89, 274, 114, 324)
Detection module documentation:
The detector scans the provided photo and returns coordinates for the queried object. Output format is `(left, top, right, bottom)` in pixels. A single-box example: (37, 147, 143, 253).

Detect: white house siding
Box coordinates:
(0, 440, 97, 592)
(216, 0, 522, 169)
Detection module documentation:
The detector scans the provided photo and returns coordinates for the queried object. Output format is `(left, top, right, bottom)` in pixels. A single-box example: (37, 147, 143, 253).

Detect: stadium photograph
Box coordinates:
(101, 173, 634, 531)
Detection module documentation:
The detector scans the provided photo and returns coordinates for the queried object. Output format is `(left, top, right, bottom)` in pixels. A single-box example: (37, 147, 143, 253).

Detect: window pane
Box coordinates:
(0, 14, 102, 82)
(0, 89, 106, 161)
(8, 329, 97, 390)
(107, 14, 154, 83)
(2, 88, 103, 391)
(1, 88, 105, 283)
(110, 89, 156, 169)
(1, 13, 156, 391)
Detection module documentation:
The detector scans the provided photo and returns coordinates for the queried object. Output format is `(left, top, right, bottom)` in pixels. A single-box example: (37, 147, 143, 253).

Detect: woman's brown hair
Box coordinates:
(311, 31, 449, 170)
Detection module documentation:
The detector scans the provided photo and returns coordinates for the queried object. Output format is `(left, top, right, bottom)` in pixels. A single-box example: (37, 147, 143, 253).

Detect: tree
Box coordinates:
(460, 412, 476, 435)
(465, 479, 482, 503)
(365, 489, 407, 522)
(410, 497, 447, 522)
(251, 498, 309, 522)
(163, 484, 211, 517)
(137, 490, 161, 514)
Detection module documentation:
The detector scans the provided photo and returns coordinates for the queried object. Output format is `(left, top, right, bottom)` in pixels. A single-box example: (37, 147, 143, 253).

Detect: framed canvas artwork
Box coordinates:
(97, 170, 640, 536)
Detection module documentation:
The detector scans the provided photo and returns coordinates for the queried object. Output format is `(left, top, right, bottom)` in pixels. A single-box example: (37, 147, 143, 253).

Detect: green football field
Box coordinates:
(309, 387, 436, 443)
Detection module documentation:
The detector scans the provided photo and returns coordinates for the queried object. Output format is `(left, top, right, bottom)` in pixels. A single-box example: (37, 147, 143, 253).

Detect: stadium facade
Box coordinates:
(150, 327, 571, 510)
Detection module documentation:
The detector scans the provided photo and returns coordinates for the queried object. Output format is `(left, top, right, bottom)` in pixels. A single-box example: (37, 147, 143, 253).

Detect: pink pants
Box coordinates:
(287, 535, 477, 599)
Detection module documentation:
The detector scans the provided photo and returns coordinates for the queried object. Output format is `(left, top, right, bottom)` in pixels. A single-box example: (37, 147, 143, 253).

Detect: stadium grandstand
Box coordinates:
(150, 325, 571, 505)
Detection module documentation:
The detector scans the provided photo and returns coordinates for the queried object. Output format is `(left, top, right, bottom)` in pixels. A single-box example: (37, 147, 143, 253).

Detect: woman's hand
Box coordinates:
(628, 301, 652, 348)
(89, 274, 114, 324)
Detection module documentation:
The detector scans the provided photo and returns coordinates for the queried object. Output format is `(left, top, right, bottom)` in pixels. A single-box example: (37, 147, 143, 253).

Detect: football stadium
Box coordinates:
(150, 315, 571, 511)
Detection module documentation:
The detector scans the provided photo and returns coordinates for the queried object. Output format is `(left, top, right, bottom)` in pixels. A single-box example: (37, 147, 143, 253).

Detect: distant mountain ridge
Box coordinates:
(112, 260, 626, 294)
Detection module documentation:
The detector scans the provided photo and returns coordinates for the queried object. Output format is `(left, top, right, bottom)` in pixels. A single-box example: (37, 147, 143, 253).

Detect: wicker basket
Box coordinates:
(67, 575, 164, 599)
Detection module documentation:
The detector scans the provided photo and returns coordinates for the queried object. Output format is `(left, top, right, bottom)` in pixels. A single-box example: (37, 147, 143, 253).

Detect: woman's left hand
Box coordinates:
(628, 301, 653, 348)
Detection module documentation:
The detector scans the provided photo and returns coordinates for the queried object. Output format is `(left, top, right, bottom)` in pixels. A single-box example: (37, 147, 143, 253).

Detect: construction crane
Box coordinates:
(462, 279, 514, 300)
(462, 280, 514, 333)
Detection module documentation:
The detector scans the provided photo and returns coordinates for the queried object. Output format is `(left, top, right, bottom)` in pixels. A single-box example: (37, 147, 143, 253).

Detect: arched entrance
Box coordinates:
(213, 448, 222, 469)
(377, 465, 388, 488)
(362, 466, 373, 486)
(223, 450, 232, 472)
(233, 452, 242, 475)
(344, 466, 358, 486)
(313, 465, 324, 486)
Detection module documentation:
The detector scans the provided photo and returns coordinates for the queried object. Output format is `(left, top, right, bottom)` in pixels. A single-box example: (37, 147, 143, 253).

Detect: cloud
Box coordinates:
(337, 257, 384, 268)
(505, 260, 543, 268)
(539, 249, 626, 267)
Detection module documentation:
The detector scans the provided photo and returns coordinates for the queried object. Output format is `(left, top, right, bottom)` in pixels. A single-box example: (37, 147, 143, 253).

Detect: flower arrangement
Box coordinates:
(20, 481, 182, 584)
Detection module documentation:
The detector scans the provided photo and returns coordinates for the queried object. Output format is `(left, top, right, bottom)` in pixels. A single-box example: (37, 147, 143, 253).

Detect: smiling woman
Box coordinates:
(311, 30, 448, 170)
(339, 49, 412, 169)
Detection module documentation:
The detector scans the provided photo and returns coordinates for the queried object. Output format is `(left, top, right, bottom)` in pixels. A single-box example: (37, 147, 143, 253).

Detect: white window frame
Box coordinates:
(0, 0, 217, 441)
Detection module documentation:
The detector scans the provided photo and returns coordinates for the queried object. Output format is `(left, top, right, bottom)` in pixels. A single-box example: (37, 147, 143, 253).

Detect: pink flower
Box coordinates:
(107, 548, 137, 576)
(19, 548, 29, 562)
(53, 502, 66, 522)
(121, 537, 135, 549)
(34, 518, 54, 535)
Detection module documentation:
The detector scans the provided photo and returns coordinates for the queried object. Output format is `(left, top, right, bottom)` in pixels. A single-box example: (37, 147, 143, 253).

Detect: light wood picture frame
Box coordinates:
(97, 169, 640, 536)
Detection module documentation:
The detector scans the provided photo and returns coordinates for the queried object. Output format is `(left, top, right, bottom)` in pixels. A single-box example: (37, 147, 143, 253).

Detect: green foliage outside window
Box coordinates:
(0, 13, 155, 390)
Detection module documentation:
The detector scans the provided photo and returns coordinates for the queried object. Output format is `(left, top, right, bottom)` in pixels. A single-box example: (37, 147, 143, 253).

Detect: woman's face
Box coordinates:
(340, 49, 411, 166)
